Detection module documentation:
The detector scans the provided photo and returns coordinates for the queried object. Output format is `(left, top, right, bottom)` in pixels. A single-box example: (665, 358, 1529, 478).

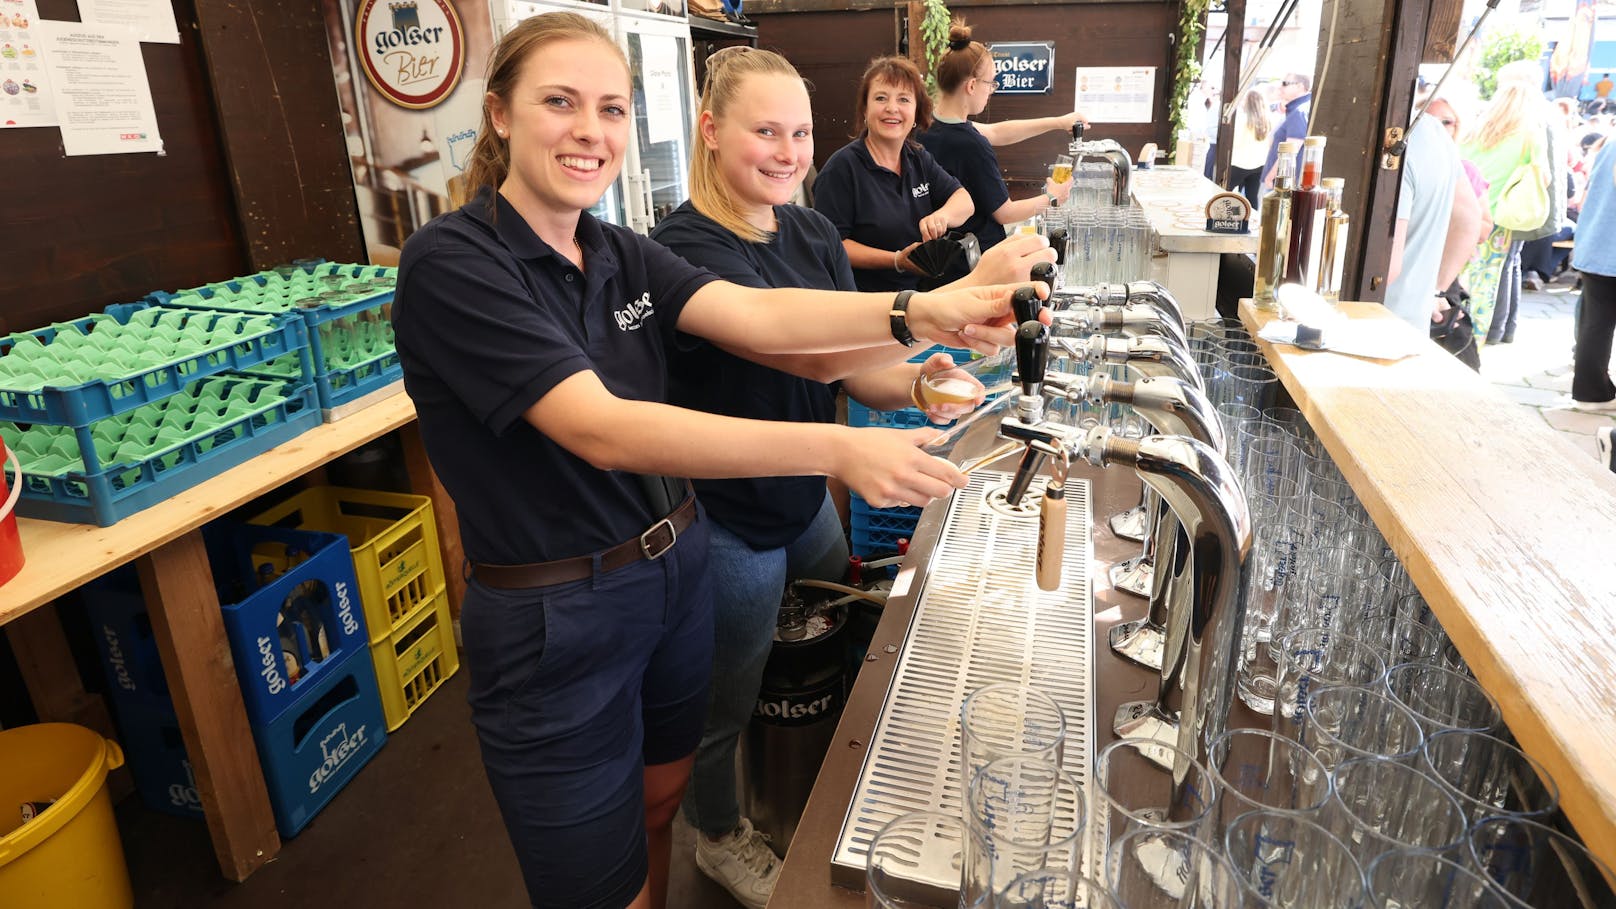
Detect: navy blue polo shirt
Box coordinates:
(651, 201, 849, 550)
(393, 186, 720, 564)
(813, 137, 964, 292)
(918, 119, 1009, 251)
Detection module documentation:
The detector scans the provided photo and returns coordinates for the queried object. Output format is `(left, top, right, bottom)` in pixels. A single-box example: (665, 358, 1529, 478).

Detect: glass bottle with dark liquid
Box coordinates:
(1253, 139, 1300, 309)
(1284, 136, 1328, 287)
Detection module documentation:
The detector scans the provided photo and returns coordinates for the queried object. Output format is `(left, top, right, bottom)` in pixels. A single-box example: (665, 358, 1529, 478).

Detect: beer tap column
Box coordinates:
(1074, 426, 1252, 771)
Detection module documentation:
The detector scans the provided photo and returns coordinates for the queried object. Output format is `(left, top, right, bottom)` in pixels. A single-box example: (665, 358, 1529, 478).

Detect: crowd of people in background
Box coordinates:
(1212, 58, 1616, 415)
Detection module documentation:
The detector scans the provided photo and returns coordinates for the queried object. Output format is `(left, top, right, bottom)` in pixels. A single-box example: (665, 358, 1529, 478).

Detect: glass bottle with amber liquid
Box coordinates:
(1284, 136, 1328, 287)
(1253, 139, 1300, 310)
(1317, 177, 1350, 302)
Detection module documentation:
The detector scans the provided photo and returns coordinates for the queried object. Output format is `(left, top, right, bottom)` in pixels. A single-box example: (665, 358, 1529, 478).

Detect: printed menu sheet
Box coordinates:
(1074, 66, 1156, 124)
(0, 0, 57, 128)
(37, 20, 163, 155)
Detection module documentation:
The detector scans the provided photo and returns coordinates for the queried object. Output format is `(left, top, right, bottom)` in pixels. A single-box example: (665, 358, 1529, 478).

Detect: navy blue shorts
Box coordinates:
(460, 516, 714, 909)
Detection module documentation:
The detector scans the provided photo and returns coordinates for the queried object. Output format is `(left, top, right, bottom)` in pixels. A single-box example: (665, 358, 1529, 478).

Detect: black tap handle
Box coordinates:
(1030, 262, 1057, 297)
(1015, 320, 1048, 392)
(1071, 121, 1085, 142)
(1047, 227, 1068, 267)
(1012, 286, 1044, 326)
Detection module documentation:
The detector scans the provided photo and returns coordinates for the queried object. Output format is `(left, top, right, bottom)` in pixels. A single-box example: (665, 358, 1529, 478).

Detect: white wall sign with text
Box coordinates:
(1074, 66, 1156, 124)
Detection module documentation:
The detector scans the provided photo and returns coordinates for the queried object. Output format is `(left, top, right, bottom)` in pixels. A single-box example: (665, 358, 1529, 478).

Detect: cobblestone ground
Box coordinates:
(1477, 276, 1613, 465)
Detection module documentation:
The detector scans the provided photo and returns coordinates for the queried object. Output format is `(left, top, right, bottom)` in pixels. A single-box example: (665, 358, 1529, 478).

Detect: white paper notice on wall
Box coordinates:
(36, 21, 164, 155)
(1074, 66, 1156, 124)
(0, 0, 59, 128)
(78, 0, 180, 44)
(640, 34, 680, 146)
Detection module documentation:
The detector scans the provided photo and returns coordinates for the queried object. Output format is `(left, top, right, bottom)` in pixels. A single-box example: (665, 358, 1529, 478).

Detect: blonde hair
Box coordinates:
(1466, 80, 1542, 151)
(689, 47, 806, 244)
(462, 13, 626, 202)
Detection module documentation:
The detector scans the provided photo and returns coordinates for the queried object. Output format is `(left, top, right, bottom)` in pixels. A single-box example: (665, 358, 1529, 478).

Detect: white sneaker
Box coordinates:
(1598, 426, 1616, 473)
(1571, 398, 1616, 414)
(695, 818, 780, 909)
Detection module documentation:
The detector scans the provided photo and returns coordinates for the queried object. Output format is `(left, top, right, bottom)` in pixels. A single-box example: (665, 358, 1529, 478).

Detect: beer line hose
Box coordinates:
(794, 579, 888, 605)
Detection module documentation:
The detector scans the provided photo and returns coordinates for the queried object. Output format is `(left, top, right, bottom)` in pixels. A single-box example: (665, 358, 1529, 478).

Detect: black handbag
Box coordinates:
(1430, 280, 1480, 370)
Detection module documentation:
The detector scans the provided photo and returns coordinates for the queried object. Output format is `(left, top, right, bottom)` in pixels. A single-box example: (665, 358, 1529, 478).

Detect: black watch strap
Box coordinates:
(890, 290, 918, 347)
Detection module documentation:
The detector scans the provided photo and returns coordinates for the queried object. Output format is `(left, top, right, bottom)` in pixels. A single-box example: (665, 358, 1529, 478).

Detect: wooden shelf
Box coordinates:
(0, 393, 416, 625)
(1240, 299, 1616, 869)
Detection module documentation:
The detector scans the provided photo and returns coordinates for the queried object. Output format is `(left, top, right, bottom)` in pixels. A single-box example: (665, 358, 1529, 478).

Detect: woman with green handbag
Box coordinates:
(1460, 61, 1555, 345)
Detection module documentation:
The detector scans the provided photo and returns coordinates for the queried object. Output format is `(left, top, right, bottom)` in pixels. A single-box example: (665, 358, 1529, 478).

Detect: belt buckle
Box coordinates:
(639, 517, 677, 560)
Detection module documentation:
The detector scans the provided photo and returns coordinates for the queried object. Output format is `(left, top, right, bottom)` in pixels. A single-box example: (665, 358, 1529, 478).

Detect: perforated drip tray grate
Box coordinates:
(831, 469, 1095, 900)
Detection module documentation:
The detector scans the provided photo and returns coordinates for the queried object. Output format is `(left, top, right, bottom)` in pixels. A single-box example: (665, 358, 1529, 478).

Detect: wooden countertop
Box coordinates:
(0, 393, 417, 626)
(1240, 299, 1616, 869)
(1129, 167, 1259, 255)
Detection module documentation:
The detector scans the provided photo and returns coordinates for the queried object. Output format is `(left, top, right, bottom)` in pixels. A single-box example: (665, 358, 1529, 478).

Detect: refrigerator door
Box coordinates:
(490, 0, 630, 228)
(618, 13, 696, 234)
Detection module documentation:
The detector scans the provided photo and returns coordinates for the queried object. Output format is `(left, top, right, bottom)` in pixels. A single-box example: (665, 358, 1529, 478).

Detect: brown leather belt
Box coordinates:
(471, 496, 698, 589)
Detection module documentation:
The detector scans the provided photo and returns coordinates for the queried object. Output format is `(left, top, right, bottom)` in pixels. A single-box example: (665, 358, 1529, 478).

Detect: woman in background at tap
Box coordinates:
(392, 15, 1037, 909)
(918, 21, 1082, 254)
(813, 55, 975, 292)
(650, 46, 1055, 909)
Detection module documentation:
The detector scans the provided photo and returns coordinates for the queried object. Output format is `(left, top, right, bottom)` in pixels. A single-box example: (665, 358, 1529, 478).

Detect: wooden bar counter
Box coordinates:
(1240, 299, 1616, 870)
(0, 393, 463, 882)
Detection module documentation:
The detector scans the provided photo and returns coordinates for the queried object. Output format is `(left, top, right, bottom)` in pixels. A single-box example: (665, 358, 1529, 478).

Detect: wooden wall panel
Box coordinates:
(753, 2, 1175, 185)
(0, 0, 246, 333)
(195, 0, 364, 270)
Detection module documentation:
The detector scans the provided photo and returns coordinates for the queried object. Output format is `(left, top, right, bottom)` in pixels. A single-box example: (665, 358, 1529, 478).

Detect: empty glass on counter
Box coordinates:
(1419, 730, 1559, 826)
(1300, 684, 1425, 775)
(1104, 829, 1244, 908)
(1207, 728, 1330, 834)
(1384, 663, 1502, 736)
(866, 811, 967, 909)
(1272, 629, 1386, 747)
(1366, 849, 1511, 909)
(1223, 810, 1367, 908)
(1088, 739, 1216, 880)
(959, 683, 1067, 789)
(1324, 756, 1468, 863)
(1468, 816, 1616, 908)
(963, 756, 1084, 908)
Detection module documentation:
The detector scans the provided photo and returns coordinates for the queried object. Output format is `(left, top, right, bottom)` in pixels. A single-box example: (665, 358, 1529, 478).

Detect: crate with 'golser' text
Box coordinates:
(249, 487, 447, 646)
(203, 522, 373, 726)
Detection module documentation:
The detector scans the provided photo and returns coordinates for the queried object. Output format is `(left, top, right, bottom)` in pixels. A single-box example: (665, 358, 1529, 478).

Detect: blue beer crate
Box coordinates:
(849, 493, 922, 557)
(107, 698, 206, 820)
(83, 568, 173, 711)
(0, 304, 307, 426)
(2, 375, 320, 526)
(150, 262, 403, 418)
(252, 647, 387, 837)
(846, 399, 932, 431)
(203, 523, 371, 726)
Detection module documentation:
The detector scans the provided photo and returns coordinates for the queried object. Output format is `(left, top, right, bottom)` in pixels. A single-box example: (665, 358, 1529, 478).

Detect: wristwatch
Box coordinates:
(889, 290, 918, 347)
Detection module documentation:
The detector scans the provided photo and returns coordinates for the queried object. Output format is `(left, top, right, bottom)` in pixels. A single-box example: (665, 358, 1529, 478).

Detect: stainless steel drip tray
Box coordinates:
(830, 469, 1095, 899)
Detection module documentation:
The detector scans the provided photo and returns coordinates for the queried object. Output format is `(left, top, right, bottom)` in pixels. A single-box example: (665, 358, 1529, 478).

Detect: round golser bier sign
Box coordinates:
(355, 0, 465, 110)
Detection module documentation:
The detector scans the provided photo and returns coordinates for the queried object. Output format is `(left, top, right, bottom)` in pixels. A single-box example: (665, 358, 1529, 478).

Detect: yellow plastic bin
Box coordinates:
(0, 723, 132, 909)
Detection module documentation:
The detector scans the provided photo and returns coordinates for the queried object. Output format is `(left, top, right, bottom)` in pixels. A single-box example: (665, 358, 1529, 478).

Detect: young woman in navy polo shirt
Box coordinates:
(920, 21, 1087, 251)
(813, 55, 976, 292)
(649, 47, 1056, 909)
(391, 14, 1037, 909)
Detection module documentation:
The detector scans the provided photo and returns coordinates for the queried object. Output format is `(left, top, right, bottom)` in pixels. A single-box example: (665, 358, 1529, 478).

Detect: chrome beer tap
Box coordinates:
(1049, 302, 1190, 351)
(1075, 426, 1252, 772)
(1053, 282, 1185, 335)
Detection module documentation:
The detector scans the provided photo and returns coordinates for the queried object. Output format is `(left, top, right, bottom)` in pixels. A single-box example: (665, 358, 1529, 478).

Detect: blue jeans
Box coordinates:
(682, 492, 848, 836)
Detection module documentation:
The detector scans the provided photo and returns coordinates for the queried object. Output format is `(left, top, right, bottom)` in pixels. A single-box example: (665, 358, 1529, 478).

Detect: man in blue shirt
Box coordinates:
(1262, 73, 1312, 188)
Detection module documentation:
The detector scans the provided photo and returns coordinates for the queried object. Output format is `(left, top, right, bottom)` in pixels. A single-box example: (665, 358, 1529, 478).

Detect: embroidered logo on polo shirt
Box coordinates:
(614, 292, 655, 332)
(912, 182, 931, 199)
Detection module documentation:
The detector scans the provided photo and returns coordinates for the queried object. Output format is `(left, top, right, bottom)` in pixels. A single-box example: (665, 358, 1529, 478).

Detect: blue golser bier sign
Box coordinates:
(988, 43, 1055, 95)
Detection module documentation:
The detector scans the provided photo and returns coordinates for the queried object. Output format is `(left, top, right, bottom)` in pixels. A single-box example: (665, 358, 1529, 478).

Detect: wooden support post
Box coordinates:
(1308, 0, 1431, 302)
(399, 423, 466, 617)
(1212, 0, 1248, 191)
(137, 533, 279, 882)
